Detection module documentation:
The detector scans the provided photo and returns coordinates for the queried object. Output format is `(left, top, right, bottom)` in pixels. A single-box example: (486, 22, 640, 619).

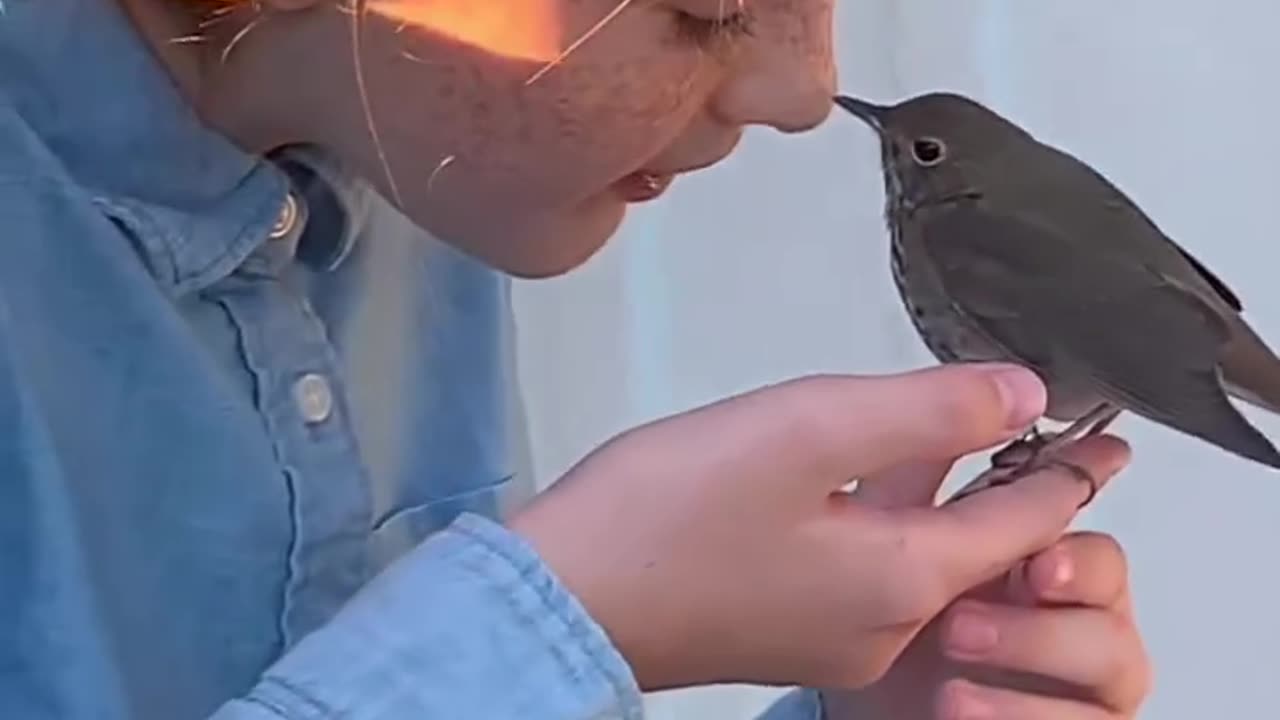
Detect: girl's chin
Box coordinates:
(476, 197, 627, 279)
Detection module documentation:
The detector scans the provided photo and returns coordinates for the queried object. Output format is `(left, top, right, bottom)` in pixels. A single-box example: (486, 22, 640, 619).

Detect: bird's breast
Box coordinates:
(887, 222, 1001, 365)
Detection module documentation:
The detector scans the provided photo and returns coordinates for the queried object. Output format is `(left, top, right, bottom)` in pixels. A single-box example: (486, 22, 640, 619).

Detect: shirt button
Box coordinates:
(293, 373, 334, 424)
(269, 192, 300, 240)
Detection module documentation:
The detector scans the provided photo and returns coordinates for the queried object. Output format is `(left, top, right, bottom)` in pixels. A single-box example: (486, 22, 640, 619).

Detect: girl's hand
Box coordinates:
(510, 364, 1131, 691)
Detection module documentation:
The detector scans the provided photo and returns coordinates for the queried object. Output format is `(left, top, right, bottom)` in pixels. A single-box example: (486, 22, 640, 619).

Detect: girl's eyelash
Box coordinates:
(673, 9, 756, 47)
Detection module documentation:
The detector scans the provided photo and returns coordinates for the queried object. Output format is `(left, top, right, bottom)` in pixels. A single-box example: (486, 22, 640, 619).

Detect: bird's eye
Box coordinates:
(911, 137, 947, 166)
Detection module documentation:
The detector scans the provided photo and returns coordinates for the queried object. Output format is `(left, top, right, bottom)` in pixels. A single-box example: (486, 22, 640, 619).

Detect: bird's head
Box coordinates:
(833, 91, 1033, 210)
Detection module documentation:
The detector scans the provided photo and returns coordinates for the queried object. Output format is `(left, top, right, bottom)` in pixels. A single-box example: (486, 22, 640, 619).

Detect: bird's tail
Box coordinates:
(1221, 319, 1280, 416)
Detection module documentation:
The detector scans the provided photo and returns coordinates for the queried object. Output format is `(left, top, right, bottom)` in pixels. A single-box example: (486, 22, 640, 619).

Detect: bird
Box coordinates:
(832, 90, 1280, 502)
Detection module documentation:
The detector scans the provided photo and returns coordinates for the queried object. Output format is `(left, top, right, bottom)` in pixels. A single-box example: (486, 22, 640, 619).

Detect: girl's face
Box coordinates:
(194, 0, 836, 276)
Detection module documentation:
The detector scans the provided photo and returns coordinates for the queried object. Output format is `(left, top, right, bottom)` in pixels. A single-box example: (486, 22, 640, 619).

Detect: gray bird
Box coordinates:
(833, 91, 1280, 499)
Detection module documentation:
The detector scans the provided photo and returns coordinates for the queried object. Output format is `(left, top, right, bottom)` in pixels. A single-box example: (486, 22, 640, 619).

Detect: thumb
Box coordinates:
(728, 363, 1047, 489)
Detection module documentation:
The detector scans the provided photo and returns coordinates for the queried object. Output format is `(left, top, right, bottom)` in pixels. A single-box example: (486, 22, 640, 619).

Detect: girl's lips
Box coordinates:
(612, 171, 675, 202)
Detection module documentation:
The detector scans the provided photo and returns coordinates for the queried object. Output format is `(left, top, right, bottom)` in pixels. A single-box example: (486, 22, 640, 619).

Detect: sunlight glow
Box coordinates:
(369, 0, 564, 61)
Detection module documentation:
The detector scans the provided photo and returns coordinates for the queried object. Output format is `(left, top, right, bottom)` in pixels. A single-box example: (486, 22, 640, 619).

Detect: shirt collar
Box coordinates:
(270, 145, 370, 273)
(0, 0, 359, 293)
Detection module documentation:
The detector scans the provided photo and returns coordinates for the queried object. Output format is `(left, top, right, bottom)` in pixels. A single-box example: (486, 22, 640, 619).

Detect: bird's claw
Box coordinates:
(1041, 458, 1100, 508)
(947, 404, 1118, 506)
(947, 437, 1099, 509)
(990, 425, 1057, 468)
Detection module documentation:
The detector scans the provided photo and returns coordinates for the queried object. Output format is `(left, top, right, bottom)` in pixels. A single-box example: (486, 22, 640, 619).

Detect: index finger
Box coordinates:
(914, 435, 1132, 597)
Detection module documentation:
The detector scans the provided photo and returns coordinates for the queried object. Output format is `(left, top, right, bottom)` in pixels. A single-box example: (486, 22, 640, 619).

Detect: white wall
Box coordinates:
(511, 2, 1280, 717)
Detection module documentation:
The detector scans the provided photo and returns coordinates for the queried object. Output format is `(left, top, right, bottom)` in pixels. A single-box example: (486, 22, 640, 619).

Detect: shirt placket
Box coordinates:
(207, 191, 375, 646)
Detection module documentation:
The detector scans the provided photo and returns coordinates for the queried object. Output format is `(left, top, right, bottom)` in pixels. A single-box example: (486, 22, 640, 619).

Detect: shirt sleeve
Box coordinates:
(210, 512, 646, 720)
(211, 512, 849, 720)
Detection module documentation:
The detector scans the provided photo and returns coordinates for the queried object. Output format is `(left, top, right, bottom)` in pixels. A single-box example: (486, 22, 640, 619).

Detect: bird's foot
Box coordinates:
(949, 452, 1100, 508)
(946, 404, 1122, 508)
(990, 425, 1056, 468)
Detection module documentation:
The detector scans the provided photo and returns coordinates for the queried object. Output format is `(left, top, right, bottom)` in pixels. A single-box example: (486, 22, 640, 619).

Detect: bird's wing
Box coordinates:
(914, 202, 1280, 468)
(1025, 145, 1244, 314)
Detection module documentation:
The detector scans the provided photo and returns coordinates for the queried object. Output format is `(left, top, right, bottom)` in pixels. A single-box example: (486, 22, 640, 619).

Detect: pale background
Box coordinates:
(510, 1, 1280, 718)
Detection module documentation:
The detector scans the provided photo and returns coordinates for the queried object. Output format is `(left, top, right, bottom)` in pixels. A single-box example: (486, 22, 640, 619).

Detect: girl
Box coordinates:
(0, 0, 1150, 718)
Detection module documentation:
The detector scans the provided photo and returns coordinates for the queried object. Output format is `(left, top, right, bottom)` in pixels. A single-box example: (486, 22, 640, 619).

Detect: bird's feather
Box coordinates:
(912, 202, 1280, 468)
(989, 145, 1280, 416)
(993, 144, 1246, 316)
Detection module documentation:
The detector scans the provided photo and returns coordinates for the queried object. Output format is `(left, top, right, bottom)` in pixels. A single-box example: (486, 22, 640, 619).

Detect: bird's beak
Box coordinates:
(833, 94, 887, 135)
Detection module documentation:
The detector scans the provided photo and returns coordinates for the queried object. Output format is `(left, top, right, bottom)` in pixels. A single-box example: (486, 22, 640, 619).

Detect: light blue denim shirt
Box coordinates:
(0, 1, 826, 718)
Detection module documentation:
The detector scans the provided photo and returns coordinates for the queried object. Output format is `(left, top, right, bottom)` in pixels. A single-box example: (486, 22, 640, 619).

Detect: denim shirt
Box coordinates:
(0, 1, 825, 718)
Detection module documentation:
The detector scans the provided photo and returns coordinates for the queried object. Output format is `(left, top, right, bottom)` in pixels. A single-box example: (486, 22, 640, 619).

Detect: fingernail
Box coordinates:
(947, 610, 999, 657)
(945, 681, 994, 720)
(988, 366, 1046, 429)
(1036, 548, 1074, 592)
